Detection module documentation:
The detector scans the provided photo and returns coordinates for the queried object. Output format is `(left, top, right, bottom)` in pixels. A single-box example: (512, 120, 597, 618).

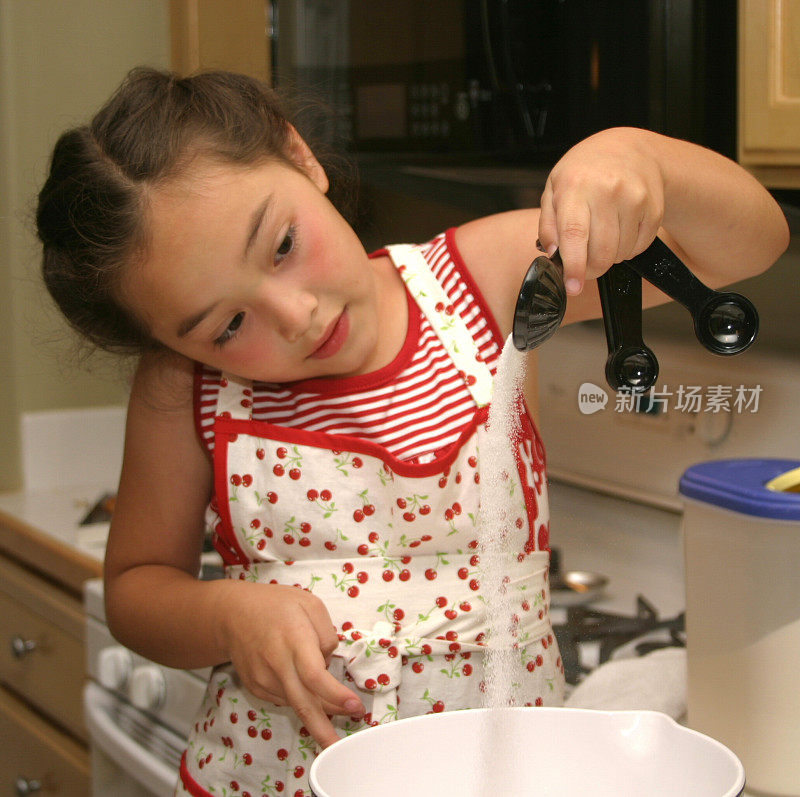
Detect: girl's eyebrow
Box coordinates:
(243, 194, 274, 260)
(177, 300, 220, 338)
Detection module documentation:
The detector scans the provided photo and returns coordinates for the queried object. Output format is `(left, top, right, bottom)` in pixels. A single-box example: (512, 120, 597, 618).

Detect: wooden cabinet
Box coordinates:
(0, 511, 101, 795)
(0, 557, 87, 743)
(739, 0, 800, 186)
(0, 688, 89, 796)
(170, 0, 271, 81)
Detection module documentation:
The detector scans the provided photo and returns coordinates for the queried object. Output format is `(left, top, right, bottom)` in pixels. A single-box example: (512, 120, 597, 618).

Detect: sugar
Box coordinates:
(477, 333, 528, 711)
(475, 335, 529, 794)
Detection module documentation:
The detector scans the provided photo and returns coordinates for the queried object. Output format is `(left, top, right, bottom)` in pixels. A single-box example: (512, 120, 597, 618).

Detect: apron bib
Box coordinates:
(178, 244, 564, 797)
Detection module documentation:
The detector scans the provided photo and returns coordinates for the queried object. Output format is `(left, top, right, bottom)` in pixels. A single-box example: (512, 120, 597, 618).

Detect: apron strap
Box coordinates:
(216, 373, 255, 421)
(386, 244, 494, 408)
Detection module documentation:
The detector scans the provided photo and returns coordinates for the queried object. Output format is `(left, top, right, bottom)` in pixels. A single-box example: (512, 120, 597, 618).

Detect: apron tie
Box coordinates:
(335, 619, 487, 727)
(339, 620, 484, 696)
(335, 603, 552, 727)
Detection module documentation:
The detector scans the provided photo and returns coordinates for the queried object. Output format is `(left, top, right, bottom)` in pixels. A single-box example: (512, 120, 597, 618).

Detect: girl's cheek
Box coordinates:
(302, 231, 331, 279)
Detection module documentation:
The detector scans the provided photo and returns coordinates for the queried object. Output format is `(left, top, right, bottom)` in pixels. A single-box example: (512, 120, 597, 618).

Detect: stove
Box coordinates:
(83, 560, 220, 796)
(553, 592, 685, 685)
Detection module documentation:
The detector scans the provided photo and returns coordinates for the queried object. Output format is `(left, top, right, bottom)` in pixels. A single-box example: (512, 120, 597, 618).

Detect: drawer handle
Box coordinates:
(15, 778, 42, 795)
(10, 637, 37, 658)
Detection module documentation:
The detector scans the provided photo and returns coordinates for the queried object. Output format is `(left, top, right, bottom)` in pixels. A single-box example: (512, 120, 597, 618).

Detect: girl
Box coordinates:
(37, 68, 788, 796)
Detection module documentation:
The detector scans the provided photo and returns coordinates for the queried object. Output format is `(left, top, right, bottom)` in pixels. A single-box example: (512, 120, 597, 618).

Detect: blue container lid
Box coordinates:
(679, 458, 800, 521)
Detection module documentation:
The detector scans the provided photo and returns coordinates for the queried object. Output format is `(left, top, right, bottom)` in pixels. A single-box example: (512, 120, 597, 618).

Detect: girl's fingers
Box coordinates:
(322, 697, 356, 716)
(301, 596, 341, 661)
(256, 629, 364, 719)
(631, 205, 663, 261)
(537, 178, 558, 256)
(262, 689, 355, 720)
(281, 672, 345, 749)
(616, 206, 645, 263)
(261, 689, 287, 706)
(585, 205, 621, 278)
(232, 590, 368, 749)
(294, 642, 365, 716)
(553, 200, 590, 295)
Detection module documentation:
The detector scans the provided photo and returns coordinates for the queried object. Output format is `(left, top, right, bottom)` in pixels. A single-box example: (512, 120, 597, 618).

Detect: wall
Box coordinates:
(0, 0, 170, 489)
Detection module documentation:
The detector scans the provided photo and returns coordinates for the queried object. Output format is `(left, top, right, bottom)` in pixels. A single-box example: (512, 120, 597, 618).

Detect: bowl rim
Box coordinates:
(309, 706, 746, 797)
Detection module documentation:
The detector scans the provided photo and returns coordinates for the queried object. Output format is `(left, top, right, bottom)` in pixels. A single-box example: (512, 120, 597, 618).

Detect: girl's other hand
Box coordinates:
(537, 128, 665, 296)
(218, 582, 364, 748)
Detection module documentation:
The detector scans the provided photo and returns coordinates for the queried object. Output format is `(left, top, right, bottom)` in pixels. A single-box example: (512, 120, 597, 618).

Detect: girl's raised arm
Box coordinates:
(456, 128, 789, 332)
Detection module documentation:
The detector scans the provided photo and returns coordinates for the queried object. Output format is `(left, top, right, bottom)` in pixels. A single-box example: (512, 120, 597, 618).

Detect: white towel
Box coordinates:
(564, 647, 687, 720)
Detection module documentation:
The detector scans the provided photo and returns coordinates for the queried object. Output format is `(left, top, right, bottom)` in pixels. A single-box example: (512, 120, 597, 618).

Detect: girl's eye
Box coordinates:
(214, 312, 245, 347)
(276, 226, 296, 260)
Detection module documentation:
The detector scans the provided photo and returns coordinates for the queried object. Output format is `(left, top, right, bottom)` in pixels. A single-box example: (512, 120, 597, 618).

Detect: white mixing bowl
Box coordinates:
(309, 707, 745, 796)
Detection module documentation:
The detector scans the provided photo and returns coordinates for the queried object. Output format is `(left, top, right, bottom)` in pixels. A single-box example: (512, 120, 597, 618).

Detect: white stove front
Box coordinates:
(84, 578, 208, 797)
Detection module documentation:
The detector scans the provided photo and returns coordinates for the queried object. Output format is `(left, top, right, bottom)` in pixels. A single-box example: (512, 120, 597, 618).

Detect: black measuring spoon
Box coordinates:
(512, 237, 759, 392)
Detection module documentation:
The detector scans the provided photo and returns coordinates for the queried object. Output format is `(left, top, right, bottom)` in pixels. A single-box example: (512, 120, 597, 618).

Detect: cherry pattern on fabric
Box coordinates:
(177, 242, 564, 797)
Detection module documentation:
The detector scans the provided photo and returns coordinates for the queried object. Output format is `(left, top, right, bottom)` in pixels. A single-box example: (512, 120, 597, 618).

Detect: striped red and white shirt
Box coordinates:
(194, 228, 504, 464)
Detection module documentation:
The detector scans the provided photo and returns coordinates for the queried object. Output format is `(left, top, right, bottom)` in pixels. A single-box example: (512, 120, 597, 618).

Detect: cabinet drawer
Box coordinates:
(0, 685, 89, 795)
(0, 558, 86, 741)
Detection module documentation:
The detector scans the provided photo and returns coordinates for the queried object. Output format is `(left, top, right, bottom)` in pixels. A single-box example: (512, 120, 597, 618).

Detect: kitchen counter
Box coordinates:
(0, 404, 126, 592)
(0, 486, 106, 595)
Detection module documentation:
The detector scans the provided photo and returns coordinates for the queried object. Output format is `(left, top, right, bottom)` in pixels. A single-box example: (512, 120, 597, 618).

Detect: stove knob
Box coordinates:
(97, 646, 132, 691)
(14, 778, 41, 795)
(129, 665, 166, 711)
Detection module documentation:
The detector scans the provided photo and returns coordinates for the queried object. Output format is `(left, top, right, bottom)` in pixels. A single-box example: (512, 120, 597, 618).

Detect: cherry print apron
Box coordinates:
(177, 243, 565, 797)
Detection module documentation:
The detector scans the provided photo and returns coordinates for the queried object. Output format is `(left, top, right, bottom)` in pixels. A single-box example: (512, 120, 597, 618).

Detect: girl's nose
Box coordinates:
(263, 287, 318, 342)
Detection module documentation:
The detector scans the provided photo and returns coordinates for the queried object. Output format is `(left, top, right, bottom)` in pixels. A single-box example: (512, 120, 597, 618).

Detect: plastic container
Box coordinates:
(680, 458, 800, 797)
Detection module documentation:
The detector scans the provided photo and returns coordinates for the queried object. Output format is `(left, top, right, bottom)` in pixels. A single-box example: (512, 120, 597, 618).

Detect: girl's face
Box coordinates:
(124, 147, 402, 383)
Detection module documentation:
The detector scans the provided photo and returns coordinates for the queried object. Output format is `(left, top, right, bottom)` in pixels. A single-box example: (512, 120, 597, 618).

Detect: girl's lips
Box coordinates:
(309, 310, 349, 359)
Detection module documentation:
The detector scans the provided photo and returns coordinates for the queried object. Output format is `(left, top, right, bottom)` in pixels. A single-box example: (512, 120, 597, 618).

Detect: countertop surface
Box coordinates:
(0, 484, 109, 562)
(0, 484, 223, 594)
(0, 484, 109, 592)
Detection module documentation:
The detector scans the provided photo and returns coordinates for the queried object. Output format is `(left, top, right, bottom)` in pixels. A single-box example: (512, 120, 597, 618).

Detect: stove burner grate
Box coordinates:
(553, 596, 685, 684)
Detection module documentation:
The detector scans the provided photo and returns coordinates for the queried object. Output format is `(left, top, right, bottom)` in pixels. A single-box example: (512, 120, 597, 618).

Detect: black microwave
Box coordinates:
(271, 0, 737, 164)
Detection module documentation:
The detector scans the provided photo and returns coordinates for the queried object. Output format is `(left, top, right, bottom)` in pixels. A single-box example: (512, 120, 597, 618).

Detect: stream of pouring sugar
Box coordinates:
(475, 334, 529, 794)
(478, 334, 528, 708)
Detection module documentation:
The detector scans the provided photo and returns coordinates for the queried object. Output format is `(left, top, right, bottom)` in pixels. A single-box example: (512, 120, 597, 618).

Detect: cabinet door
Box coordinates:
(739, 0, 800, 185)
(171, 0, 271, 81)
(0, 557, 86, 741)
(0, 686, 90, 796)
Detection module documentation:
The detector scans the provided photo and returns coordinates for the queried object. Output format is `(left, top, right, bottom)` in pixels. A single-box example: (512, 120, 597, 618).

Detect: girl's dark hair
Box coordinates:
(36, 67, 354, 355)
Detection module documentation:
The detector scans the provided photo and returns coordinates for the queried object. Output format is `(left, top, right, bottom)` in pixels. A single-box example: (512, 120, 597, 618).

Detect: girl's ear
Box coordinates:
(286, 125, 329, 193)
